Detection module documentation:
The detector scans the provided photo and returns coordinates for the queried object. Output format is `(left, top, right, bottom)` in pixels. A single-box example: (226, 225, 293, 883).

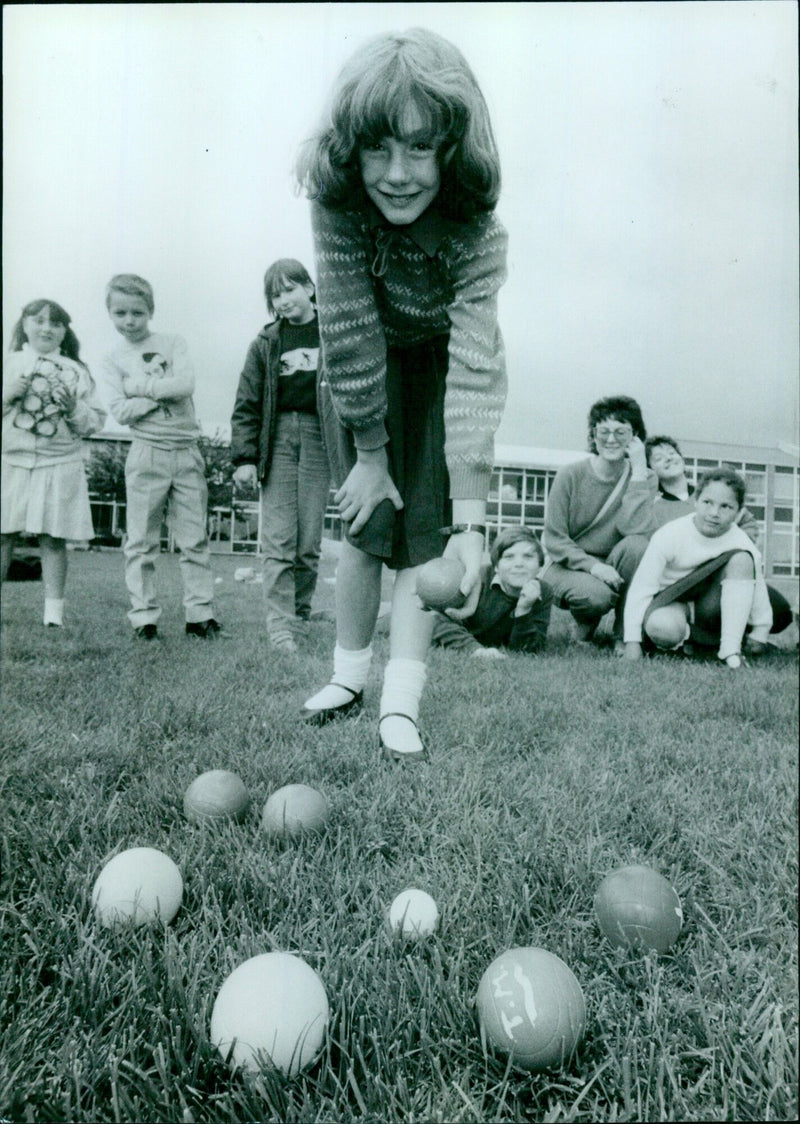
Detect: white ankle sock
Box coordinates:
(718, 578, 755, 660)
(304, 643, 372, 710)
(379, 658, 427, 755)
(43, 598, 64, 626)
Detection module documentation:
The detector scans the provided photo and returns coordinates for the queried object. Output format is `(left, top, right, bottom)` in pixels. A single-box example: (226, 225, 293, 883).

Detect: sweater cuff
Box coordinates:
(448, 464, 492, 501)
(353, 421, 389, 452)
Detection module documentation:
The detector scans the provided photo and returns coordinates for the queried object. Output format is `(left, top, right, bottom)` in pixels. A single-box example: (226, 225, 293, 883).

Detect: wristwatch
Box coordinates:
(439, 523, 487, 537)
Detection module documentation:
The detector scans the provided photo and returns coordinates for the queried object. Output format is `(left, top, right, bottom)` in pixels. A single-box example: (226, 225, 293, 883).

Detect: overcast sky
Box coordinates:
(3, 2, 798, 453)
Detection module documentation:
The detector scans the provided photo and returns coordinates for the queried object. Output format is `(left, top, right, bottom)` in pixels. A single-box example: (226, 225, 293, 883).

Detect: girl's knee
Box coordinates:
(645, 607, 688, 648)
(722, 551, 754, 579)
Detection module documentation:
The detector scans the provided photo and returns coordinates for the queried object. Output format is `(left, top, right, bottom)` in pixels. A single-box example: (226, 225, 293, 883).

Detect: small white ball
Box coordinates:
(389, 887, 439, 939)
(92, 847, 183, 927)
(211, 952, 329, 1076)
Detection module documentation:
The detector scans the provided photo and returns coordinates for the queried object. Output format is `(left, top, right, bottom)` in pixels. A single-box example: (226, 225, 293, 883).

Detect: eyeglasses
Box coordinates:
(595, 426, 632, 443)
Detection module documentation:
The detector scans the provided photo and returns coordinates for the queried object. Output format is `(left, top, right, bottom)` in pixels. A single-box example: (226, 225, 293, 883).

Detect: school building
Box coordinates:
(86, 433, 799, 606)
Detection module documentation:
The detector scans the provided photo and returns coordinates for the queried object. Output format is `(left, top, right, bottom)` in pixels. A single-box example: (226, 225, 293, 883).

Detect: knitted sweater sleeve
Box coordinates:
(311, 202, 389, 451)
(443, 213, 509, 499)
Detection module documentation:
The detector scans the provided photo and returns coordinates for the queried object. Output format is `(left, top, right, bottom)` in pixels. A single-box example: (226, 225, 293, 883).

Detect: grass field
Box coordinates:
(1, 547, 798, 1123)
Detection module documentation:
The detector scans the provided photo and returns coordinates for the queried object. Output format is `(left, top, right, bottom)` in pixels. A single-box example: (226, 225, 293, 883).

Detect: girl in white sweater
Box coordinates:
(624, 467, 772, 669)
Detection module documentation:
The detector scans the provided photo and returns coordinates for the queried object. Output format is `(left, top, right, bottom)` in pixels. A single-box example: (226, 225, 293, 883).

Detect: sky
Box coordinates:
(3, 1, 798, 454)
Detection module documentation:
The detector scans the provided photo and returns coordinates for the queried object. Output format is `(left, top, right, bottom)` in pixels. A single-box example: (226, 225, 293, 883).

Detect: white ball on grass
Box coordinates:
(261, 784, 329, 839)
(389, 887, 439, 938)
(92, 847, 183, 927)
(210, 952, 329, 1076)
(183, 769, 250, 824)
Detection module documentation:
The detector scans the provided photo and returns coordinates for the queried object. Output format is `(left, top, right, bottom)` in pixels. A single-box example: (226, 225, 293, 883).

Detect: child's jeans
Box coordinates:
(260, 411, 330, 639)
(124, 441, 215, 628)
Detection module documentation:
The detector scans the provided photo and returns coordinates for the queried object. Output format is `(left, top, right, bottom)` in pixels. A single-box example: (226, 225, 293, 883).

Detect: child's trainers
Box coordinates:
(135, 624, 158, 640)
(185, 619, 222, 638)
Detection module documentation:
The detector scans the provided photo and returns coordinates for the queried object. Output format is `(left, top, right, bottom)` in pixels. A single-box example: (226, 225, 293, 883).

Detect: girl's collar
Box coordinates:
(367, 202, 455, 258)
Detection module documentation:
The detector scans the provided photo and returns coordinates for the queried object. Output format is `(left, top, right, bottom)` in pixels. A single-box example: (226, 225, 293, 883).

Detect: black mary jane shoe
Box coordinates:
(301, 684, 363, 726)
(378, 713, 427, 762)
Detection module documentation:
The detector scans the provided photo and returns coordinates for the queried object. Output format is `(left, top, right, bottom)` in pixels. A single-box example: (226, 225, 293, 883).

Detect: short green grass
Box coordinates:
(1, 549, 797, 1123)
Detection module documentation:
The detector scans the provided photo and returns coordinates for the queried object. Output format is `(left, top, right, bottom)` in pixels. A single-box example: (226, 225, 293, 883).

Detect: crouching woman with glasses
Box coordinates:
(542, 396, 657, 650)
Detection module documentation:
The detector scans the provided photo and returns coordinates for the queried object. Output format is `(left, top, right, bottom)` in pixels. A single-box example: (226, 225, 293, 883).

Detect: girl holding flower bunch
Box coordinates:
(1, 299, 105, 625)
(295, 28, 508, 759)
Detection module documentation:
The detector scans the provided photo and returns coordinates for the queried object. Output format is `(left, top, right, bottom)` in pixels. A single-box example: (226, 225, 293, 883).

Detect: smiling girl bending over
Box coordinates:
(295, 28, 508, 759)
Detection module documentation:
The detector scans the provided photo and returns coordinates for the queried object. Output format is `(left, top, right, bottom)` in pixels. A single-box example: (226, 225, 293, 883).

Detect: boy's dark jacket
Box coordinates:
(230, 321, 326, 483)
(432, 563, 553, 653)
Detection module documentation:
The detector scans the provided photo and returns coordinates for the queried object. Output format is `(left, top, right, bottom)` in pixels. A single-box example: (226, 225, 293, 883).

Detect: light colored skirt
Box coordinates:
(1, 459, 95, 540)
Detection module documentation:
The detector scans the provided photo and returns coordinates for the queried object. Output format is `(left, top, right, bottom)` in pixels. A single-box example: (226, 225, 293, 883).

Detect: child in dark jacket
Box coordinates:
(431, 526, 552, 658)
(230, 260, 330, 652)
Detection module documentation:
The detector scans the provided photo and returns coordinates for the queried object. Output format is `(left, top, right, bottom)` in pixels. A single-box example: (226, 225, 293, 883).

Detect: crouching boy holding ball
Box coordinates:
(430, 526, 552, 658)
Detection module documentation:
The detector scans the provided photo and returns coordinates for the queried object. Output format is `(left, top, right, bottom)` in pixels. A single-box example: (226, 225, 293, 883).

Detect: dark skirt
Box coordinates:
(642, 549, 787, 647)
(320, 334, 451, 570)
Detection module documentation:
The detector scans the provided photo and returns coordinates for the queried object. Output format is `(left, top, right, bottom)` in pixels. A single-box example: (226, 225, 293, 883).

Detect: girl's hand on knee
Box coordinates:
(336, 449, 403, 535)
(442, 531, 484, 619)
(590, 561, 623, 589)
(624, 641, 643, 661)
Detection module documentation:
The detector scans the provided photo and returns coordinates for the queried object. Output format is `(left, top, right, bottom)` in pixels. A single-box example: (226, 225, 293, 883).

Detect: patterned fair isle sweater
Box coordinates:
(311, 200, 508, 501)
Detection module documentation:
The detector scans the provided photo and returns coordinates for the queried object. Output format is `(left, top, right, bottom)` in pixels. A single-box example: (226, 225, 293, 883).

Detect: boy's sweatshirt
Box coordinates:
(104, 332, 200, 448)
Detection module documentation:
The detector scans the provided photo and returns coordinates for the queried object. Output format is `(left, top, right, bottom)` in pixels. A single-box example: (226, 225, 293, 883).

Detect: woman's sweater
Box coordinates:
(543, 458, 657, 570)
(310, 201, 508, 500)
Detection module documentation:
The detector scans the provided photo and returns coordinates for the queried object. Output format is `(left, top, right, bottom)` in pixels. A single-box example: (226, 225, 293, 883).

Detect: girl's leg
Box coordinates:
(643, 603, 690, 650)
(0, 533, 18, 582)
(40, 534, 67, 625)
(379, 564, 435, 758)
(260, 413, 302, 646)
(716, 551, 756, 665)
(302, 539, 382, 714)
(294, 415, 331, 622)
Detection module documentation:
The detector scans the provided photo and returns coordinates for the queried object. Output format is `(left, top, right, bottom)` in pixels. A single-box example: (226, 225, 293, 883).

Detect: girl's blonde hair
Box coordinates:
(105, 273, 155, 315)
(296, 28, 500, 221)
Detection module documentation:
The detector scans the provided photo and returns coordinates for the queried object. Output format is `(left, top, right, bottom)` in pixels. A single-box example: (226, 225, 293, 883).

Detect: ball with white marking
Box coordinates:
(92, 847, 183, 927)
(477, 947, 586, 1071)
(210, 952, 329, 1076)
(594, 864, 683, 953)
(416, 557, 467, 610)
(389, 888, 439, 939)
(183, 769, 251, 824)
(261, 784, 329, 839)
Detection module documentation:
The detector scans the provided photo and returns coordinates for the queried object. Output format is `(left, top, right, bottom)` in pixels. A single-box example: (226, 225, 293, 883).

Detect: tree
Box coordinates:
(85, 440, 128, 502)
